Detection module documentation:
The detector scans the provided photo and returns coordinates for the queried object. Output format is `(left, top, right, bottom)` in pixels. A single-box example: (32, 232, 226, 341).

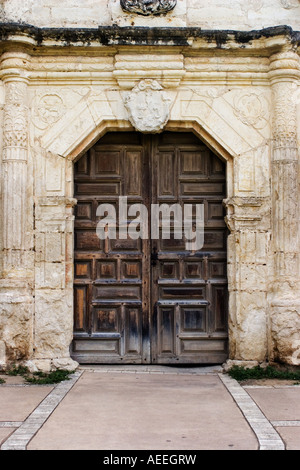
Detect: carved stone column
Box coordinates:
(224, 197, 271, 364)
(1, 52, 31, 277)
(0, 52, 33, 367)
(269, 50, 300, 364)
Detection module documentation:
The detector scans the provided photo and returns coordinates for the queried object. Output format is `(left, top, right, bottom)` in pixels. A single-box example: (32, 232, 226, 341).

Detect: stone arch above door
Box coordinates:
(31, 86, 273, 370)
(38, 85, 265, 165)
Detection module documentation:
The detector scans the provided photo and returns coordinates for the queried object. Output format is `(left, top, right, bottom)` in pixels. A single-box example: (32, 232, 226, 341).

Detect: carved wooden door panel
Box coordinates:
(72, 133, 150, 363)
(72, 132, 228, 364)
(151, 133, 228, 364)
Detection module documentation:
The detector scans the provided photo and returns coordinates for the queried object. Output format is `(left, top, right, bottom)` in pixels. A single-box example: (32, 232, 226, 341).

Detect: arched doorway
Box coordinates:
(72, 131, 228, 364)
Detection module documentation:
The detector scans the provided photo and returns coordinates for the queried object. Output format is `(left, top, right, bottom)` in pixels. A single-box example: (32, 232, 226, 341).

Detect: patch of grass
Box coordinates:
(227, 365, 300, 382)
(4, 364, 74, 384)
(0, 377, 5, 384)
(7, 365, 29, 376)
(25, 369, 74, 385)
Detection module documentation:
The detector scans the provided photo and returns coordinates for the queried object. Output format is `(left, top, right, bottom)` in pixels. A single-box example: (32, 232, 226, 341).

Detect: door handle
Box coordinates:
(151, 247, 158, 266)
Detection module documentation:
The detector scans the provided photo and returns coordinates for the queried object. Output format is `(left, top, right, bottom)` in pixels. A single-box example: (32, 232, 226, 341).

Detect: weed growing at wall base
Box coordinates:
(26, 369, 74, 384)
(5, 365, 74, 384)
(227, 365, 300, 382)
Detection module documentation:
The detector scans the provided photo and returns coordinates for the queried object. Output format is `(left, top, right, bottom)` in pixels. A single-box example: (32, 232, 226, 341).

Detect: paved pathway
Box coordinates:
(0, 365, 299, 450)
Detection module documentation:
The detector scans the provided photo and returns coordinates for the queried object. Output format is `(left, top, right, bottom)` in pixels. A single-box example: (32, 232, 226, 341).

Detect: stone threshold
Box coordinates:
(78, 365, 223, 375)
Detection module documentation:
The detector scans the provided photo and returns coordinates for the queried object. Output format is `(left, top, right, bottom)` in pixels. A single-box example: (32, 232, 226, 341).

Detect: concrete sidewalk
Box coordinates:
(0, 365, 299, 451)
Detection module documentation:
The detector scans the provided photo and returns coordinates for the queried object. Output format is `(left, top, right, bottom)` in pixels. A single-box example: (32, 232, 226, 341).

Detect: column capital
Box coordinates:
(269, 50, 300, 83)
(270, 55, 299, 150)
(0, 51, 31, 83)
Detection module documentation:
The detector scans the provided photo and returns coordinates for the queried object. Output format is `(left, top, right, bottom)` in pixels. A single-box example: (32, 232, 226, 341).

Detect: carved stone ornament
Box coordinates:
(120, 0, 177, 16)
(123, 79, 172, 133)
(280, 0, 300, 9)
(233, 92, 268, 129)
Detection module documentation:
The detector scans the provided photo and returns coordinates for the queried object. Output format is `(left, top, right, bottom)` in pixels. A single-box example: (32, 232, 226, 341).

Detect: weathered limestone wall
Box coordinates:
(0, 3, 299, 371)
(1, 0, 300, 30)
(0, 52, 34, 368)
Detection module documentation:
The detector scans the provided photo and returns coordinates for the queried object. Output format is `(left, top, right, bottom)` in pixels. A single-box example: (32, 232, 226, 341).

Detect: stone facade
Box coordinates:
(0, 1, 299, 371)
(1, 0, 300, 29)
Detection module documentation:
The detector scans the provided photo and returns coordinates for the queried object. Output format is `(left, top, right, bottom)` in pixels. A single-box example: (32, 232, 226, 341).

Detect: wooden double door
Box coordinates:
(72, 132, 228, 364)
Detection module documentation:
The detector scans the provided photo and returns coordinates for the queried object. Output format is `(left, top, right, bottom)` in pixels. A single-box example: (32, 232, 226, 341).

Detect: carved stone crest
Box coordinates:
(120, 0, 177, 16)
(123, 79, 171, 133)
